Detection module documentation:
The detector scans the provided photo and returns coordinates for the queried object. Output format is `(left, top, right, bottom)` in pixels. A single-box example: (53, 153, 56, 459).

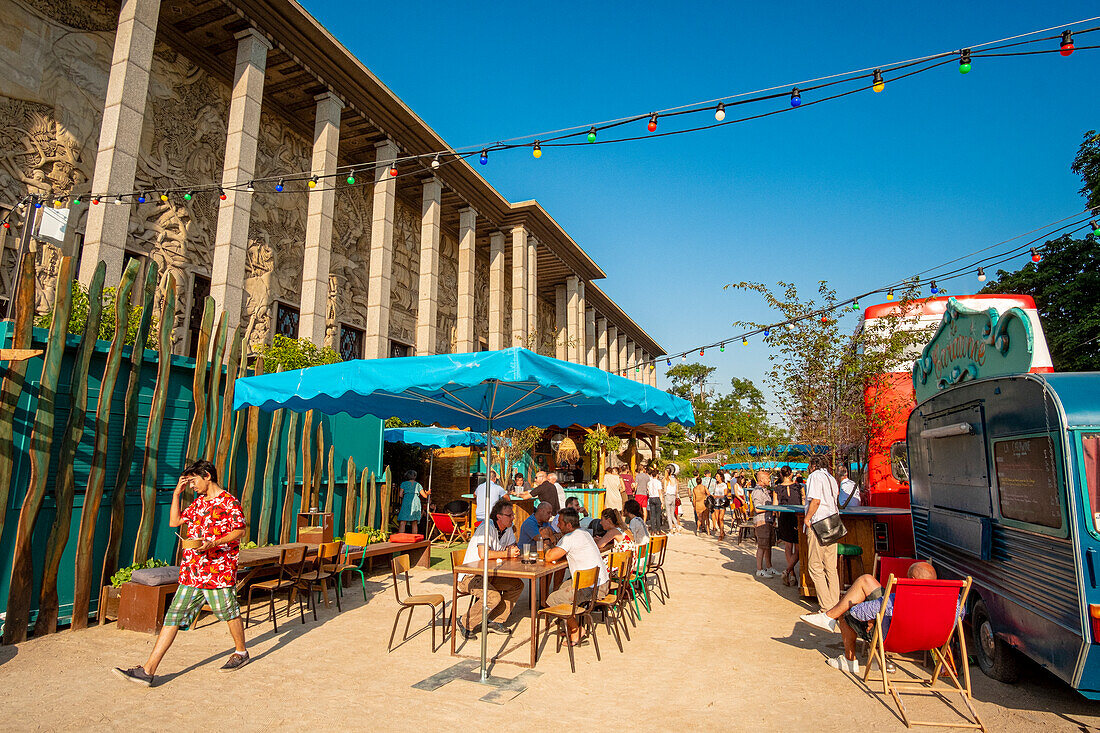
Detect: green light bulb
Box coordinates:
(587, 127, 597, 143)
(346, 174, 356, 185)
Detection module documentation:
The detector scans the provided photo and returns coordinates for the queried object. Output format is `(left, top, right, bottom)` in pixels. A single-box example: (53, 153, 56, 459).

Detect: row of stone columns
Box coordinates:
(74, 0, 664, 381)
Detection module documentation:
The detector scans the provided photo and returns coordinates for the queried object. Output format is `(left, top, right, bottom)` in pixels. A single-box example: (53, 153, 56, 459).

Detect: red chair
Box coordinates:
(428, 512, 471, 547)
(873, 556, 922, 587)
(862, 575, 984, 731)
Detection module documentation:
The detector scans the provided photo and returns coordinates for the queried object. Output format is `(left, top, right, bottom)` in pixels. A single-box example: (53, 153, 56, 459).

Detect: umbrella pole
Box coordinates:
(481, 416, 492, 680)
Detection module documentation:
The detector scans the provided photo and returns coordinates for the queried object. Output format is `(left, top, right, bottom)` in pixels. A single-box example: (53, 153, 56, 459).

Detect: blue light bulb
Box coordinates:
(479, 150, 488, 165)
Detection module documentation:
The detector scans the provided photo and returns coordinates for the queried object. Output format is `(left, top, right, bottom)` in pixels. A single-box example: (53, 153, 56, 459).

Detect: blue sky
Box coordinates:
(304, 1, 1099, 413)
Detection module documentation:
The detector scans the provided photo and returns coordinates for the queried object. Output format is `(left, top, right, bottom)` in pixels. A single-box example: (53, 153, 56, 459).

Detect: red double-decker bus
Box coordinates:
(857, 295, 1053, 557)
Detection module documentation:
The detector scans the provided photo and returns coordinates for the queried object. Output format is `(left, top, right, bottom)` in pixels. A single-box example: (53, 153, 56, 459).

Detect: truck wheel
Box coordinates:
(972, 599, 1020, 683)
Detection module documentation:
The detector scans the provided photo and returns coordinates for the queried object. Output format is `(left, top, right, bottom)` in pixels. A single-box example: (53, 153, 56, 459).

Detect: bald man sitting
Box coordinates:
(799, 561, 938, 675)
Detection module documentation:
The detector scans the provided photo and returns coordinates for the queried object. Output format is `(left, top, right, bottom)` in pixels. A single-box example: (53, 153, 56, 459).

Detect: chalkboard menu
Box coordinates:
(994, 436, 1063, 529)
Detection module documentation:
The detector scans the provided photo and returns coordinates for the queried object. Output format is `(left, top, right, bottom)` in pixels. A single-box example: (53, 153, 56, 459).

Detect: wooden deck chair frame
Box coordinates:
(538, 567, 601, 673)
(594, 550, 633, 651)
(861, 575, 985, 732)
(428, 512, 464, 547)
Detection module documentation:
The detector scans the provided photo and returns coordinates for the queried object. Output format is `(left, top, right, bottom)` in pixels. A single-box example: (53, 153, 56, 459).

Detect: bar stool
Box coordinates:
(837, 543, 865, 589)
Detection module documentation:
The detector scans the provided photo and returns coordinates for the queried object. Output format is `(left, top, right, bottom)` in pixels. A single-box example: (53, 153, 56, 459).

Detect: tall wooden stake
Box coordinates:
(325, 445, 335, 515)
(203, 314, 228, 462)
(184, 297, 214, 464)
(257, 395, 283, 545)
(0, 253, 35, 550)
(367, 471, 377, 530)
(4, 256, 74, 643)
(213, 325, 241, 480)
(239, 356, 262, 540)
(344, 457, 357, 535)
(280, 411, 299, 543)
(313, 421, 323, 509)
(301, 410, 313, 511)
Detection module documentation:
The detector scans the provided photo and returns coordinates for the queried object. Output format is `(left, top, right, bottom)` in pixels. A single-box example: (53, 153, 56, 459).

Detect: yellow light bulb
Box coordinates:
(873, 81, 885, 93)
(308, 177, 317, 189)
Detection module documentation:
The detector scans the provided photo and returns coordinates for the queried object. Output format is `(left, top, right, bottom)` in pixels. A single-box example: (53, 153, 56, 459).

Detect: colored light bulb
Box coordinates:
(790, 88, 801, 107)
(872, 69, 885, 93)
(635, 366, 640, 373)
(479, 150, 488, 165)
(1031, 247, 1042, 263)
(114, 195, 123, 205)
(699, 348, 704, 356)
(389, 164, 398, 177)
(821, 315, 828, 323)
(346, 170, 356, 185)
(977, 268, 986, 282)
(431, 154, 441, 169)
(720, 343, 725, 352)
(666, 359, 671, 366)
(308, 176, 318, 189)
(72, 196, 81, 205)
(1091, 220, 1100, 235)
(930, 280, 938, 294)
(137, 191, 145, 203)
(1061, 30, 1074, 56)
(246, 180, 255, 193)
(682, 354, 686, 361)
(647, 114, 658, 132)
(587, 127, 597, 143)
(742, 338, 748, 346)
(275, 179, 284, 192)
(219, 188, 227, 200)
(714, 103, 726, 122)
(2, 222, 7, 229)
(649, 364, 655, 371)
(959, 49, 971, 74)
(763, 329, 770, 337)
(92, 197, 100, 205)
(184, 191, 192, 201)
(532, 142, 542, 159)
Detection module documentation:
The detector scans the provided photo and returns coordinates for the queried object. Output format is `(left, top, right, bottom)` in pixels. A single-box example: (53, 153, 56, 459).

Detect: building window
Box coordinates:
(275, 301, 300, 339)
(187, 273, 211, 358)
(125, 249, 151, 291)
(339, 324, 364, 361)
(478, 338, 488, 352)
(389, 340, 411, 358)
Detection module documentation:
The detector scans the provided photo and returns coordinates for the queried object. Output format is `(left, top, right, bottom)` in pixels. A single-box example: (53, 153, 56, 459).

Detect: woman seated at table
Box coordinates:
(594, 508, 635, 553)
(622, 499, 650, 548)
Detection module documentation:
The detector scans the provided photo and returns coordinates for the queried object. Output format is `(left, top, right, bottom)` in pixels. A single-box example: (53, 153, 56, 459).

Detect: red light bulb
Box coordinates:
(2, 222, 8, 229)
(1031, 247, 1042, 263)
(389, 164, 398, 177)
(698, 348, 704, 356)
(1060, 30, 1074, 56)
(821, 315, 828, 324)
(219, 189, 227, 200)
(647, 114, 658, 133)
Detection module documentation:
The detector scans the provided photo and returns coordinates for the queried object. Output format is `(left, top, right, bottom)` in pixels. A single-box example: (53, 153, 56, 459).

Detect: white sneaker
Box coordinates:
(827, 655, 861, 675)
(755, 570, 770, 578)
(799, 611, 838, 633)
(765, 568, 782, 578)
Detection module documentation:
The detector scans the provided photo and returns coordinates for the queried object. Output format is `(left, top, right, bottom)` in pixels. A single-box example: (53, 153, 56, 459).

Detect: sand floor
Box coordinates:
(2, 525, 1099, 731)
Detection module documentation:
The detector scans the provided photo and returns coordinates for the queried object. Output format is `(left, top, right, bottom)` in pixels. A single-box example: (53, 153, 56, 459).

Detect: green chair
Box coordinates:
(837, 542, 865, 590)
(628, 541, 652, 616)
(334, 531, 372, 600)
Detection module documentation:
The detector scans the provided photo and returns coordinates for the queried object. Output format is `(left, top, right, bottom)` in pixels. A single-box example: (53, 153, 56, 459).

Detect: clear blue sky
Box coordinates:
(304, 1, 1098, 412)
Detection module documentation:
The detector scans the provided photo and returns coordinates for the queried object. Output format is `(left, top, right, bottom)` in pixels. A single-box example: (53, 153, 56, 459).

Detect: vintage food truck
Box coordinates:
(906, 298, 1100, 697)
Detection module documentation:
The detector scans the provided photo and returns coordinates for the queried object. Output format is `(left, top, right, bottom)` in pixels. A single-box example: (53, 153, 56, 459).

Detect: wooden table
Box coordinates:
(758, 505, 912, 598)
(450, 558, 565, 668)
(236, 540, 432, 592)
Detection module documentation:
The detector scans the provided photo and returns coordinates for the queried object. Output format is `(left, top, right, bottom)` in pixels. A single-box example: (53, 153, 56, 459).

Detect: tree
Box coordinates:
(583, 425, 621, 483)
(257, 334, 341, 370)
(1071, 129, 1100, 209)
(495, 426, 545, 479)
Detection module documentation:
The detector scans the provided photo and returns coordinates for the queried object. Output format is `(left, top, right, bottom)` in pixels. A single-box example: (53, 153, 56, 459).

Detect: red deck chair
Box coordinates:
(428, 513, 469, 547)
(862, 575, 984, 732)
(873, 556, 922, 587)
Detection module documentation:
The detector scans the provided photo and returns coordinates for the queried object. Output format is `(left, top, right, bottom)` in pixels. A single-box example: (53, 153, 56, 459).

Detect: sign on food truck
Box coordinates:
(912, 297, 1036, 403)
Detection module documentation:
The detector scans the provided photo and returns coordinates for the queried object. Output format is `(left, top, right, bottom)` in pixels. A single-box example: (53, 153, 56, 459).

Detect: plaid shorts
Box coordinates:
(163, 585, 240, 628)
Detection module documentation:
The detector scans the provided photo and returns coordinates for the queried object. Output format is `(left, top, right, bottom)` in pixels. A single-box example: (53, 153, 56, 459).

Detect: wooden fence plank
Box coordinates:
(257, 394, 282, 547)
(213, 325, 242, 480)
(203, 313, 227, 463)
(3, 256, 74, 643)
(184, 298, 214, 465)
(344, 457, 356, 535)
(100, 262, 157, 593)
(238, 356, 262, 538)
(37, 261, 106, 634)
(300, 411, 313, 511)
(131, 271, 176, 564)
(324, 445, 335, 515)
(280, 411, 299, 543)
(313, 422, 323, 510)
(70, 259, 139, 631)
(358, 468, 369, 529)
(0, 253, 36, 552)
(381, 465, 392, 532)
(367, 472, 376, 530)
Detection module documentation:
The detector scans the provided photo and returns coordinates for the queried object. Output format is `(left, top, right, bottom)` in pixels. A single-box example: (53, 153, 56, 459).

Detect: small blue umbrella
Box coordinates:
(234, 347, 693, 678)
(382, 427, 503, 503)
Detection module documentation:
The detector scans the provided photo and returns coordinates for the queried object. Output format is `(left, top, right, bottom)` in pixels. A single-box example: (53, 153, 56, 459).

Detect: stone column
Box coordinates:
(210, 29, 271, 333)
(455, 207, 477, 352)
(527, 236, 538, 338)
(617, 332, 628, 377)
(596, 317, 609, 371)
(640, 350, 650, 385)
(576, 280, 587, 363)
(626, 339, 636, 379)
(511, 225, 528, 346)
(585, 307, 597, 367)
(635, 346, 645, 382)
(607, 325, 619, 373)
(488, 231, 506, 350)
(415, 177, 442, 355)
(364, 139, 399, 358)
(299, 92, 343, 346)
(565, 276, 580, 362)
(554, 284, 567, 359)
(79, 0, 162, 287)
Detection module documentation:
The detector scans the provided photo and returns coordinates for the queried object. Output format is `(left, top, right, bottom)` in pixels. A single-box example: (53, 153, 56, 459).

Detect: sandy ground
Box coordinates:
(3, 523, 1100, 732)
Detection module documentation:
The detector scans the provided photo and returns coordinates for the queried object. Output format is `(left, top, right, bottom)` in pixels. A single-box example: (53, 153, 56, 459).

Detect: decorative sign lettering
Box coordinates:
(913, 298, 1034, 403)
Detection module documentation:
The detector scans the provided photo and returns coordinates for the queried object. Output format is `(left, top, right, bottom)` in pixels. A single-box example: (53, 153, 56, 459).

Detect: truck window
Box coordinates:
(890, 441, 909, 483)
(1083, 434, 1100, 535)
(993, 436, 1063, 530)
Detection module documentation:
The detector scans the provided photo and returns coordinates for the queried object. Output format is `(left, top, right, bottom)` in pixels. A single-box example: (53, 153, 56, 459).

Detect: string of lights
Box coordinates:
(0, 19, 1095, 214)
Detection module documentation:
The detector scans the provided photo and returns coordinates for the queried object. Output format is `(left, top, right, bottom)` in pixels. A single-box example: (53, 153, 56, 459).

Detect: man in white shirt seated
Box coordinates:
(474, 470, 506, 522)
(549, 471, 567, 509)
(837, 466, 860, 507)
(457, 498, 522, 639)
(544, 508, 610, 645)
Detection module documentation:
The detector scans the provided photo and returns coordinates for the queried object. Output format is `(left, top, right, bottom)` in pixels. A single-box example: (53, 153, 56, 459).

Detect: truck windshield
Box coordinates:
(890, 441, 909, 483)
(1083, 434, 1100, 535)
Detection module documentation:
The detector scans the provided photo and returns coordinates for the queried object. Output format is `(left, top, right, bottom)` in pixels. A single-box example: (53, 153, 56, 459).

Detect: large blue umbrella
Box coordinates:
(234, 347, 694, 678)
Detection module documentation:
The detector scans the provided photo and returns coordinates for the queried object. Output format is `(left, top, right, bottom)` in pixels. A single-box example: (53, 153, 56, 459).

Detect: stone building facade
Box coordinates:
(0, 0, 664, 379)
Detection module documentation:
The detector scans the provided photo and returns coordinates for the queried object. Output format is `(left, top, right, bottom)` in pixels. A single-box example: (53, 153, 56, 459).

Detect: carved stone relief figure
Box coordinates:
(327, 182, 372, 345)
(474, 247, 489, 348)
(436, 231, 457, 354)
(503, 273, 512, 344)
(537, 298, 555, 356)
(388, 196, 419, 344)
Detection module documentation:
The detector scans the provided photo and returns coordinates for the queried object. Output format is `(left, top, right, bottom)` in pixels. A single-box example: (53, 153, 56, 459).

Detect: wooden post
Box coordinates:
(367, 471, 376, 530)
(325, 445, 335, 515)
(37, 262, 107, 634)
(100, 262, 157, 593)
(381, 465, 392, 532)
(214, 325, 243, 482)
(71, 258, 139, 631)
(344, 456, 357, 535)
(184, 298, 214, 463)
(239, 356, 263, 541)
(301, 410, 313, 511)
(358, 467, 369, 529)
(132, 272, 176, 564)
(0, 253, 35, 552)
(203, 314, 228, 462)
(313, 421, 323, 508)
(280, 411, 299, 543)
(257, 397, 283, 546)
(4, 256, 74, 643)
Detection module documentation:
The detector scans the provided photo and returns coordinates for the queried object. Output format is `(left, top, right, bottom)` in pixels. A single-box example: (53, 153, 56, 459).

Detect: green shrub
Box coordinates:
(110, 558, 168, 588)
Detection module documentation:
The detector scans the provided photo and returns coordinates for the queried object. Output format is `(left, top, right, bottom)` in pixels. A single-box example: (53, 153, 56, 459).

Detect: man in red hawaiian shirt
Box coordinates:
(113, 460, 248, 686)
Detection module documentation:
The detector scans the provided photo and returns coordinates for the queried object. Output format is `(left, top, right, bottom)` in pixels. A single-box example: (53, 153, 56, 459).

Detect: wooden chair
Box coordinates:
(628, 541, 652, 615)
(244, 545, 307, 632)
(538, 567, 601, 673)
(645, 534, 670, 603)
(593, 550, 633, 651)
(862, 575, 984, 731)
(298, 541, 343, 618)
(388, 553, 446, 651)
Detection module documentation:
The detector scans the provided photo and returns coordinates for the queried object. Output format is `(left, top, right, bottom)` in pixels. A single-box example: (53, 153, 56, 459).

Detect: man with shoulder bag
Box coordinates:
(803, 455, 844, 611)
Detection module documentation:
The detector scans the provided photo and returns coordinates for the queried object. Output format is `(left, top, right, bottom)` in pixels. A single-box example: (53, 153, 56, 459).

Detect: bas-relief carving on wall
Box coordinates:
(502, 274, 512, 344)
(537, 298, 555, 356)
(326, 182, 372, 347)
(474, 248, 488, 347)
(387, 196, 419, 345)
(436, 231, 457, 354)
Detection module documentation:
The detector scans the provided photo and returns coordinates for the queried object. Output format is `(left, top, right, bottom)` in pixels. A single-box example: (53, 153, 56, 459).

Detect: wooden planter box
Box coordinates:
(117, 582, 179, 635)
(98, 585, 121, 623)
